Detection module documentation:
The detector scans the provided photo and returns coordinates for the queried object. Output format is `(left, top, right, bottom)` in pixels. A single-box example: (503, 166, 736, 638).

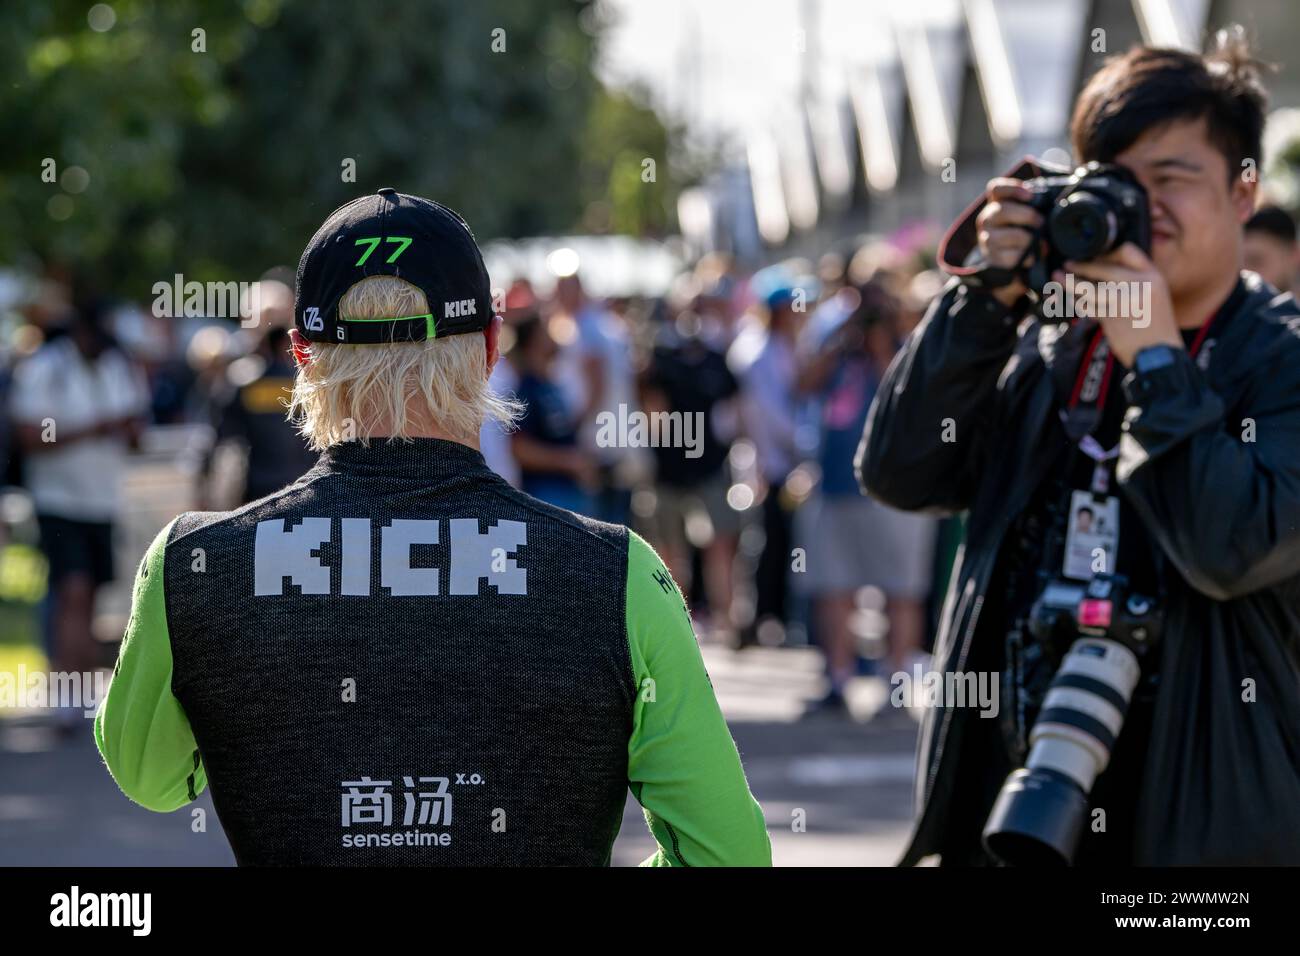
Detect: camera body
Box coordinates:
(1027, 573, 1163, 658)
(1019, 161, 1153, 293)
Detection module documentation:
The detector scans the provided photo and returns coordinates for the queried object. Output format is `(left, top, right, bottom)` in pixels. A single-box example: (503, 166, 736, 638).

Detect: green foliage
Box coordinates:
(0, 0, 678, 301)
(579, 86, 675, 236)
(0, 544, 46, 606)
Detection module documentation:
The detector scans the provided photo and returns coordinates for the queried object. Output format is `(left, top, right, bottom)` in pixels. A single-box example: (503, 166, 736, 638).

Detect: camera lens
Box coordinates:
(983, 635, 1141, 865)
(1049, 191, 1119, 261)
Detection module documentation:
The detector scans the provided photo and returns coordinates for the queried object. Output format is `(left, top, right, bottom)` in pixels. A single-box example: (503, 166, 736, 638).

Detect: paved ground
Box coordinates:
(0, 644, 920, 867)
(613, 645, 919, 866)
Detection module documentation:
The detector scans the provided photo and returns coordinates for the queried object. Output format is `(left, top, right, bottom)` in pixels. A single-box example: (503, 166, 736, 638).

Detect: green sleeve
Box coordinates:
(94, 518, 207, 812)
(625, 531, 772, 866)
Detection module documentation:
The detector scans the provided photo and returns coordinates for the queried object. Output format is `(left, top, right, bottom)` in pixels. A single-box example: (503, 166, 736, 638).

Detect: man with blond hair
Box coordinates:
(95, 188, 771, 867)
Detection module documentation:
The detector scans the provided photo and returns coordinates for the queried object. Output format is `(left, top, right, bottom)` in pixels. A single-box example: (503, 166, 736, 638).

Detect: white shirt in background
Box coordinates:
(728, 321, 798, 484)
(9, 337, 148, 522)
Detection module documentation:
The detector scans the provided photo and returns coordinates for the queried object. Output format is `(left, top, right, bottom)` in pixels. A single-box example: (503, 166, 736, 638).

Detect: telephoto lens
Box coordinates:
(983, 576, 1157, 865)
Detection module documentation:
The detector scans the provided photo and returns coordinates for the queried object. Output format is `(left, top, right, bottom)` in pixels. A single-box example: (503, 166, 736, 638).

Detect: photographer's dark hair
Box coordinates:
(1070, 26, 1269, 181)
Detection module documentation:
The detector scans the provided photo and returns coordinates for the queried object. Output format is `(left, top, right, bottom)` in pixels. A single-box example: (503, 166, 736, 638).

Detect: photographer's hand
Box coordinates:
(1058, 243, 1182, 367)
(976, 179, 1043, 307)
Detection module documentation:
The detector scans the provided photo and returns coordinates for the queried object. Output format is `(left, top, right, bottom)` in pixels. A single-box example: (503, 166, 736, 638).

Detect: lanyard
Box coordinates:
(1067, 313, 1220, 415)
(1061, 286, 1235, 494)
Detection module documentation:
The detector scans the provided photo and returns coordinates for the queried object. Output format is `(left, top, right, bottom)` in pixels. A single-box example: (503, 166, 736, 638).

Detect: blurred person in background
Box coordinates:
(551, 271, 641, 524)
(510, 311, 596, 513)
(478, 279, 537, 486)
(1243, 203, 1298, 294)
(183, 324, 236, 424)
(728, 282, 804, 647)
(0, 336, 24, 492)
(8, 296, 148, 732)
(595, 293, 652, 522)
(145, 313, 200, 426)
(202, 283, 316, 505)
(643, 307, 741, 641)
(690, 256, 745, 351)
(795, 278, 933, 716)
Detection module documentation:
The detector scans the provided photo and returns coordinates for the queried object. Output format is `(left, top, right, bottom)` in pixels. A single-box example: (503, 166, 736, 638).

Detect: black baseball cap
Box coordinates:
(294, 188, 493, 344)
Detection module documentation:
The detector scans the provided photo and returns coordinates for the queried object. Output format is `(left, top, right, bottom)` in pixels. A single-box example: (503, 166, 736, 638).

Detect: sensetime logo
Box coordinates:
(50, 886, 151, 936)
(340, 775, 458, 850)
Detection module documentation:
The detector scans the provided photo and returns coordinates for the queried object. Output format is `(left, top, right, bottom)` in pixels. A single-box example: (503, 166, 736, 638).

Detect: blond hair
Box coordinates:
(288, 276, 521, 450)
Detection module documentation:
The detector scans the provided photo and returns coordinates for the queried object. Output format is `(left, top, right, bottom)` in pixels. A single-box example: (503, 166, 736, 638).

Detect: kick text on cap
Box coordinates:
(444, 299, 477, 318)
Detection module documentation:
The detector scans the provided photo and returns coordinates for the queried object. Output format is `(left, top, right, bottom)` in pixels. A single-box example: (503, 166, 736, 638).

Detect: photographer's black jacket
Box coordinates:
(857, 272, 1300, 865)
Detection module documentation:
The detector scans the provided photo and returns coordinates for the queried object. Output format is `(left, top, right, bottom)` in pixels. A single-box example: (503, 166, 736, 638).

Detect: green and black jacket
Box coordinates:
(96, 438, 771, 867)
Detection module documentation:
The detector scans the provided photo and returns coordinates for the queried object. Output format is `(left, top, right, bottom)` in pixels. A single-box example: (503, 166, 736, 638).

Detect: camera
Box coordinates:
(1019, 162, 1152, 294)
(983, 573, 1162, 866)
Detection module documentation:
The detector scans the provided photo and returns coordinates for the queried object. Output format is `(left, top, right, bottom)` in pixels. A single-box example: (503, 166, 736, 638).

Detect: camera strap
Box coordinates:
(1061, 327, 1119, 493)
(1059, 280, 1244, 493)
(937, 155, 1070, 289)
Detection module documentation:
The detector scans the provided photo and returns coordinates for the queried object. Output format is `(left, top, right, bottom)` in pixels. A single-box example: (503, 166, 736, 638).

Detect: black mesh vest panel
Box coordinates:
(163, 438, 635, 865)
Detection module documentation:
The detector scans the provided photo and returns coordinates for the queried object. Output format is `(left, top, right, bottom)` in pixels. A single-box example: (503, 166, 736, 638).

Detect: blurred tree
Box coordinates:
(578, 85, 679, 237)
(0, 1, 254, 291)
(1, 0, 681, 301)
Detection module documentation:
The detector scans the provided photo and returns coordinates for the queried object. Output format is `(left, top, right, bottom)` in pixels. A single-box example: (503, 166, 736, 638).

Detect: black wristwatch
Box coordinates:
(1133, 343, 1179, 374)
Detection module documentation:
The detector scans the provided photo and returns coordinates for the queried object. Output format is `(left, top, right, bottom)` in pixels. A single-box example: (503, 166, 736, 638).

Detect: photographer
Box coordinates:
(856, 32, 1300, 865)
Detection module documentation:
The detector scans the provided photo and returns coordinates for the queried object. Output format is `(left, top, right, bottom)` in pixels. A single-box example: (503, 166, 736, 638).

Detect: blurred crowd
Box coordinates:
(478, 242, 963, 716)
(14, 200, 1298, 724)
(0, 266, 315, 729)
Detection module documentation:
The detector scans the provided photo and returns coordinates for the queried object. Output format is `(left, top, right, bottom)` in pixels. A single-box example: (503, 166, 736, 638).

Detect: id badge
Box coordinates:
(1063, 490, 1120, 581)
